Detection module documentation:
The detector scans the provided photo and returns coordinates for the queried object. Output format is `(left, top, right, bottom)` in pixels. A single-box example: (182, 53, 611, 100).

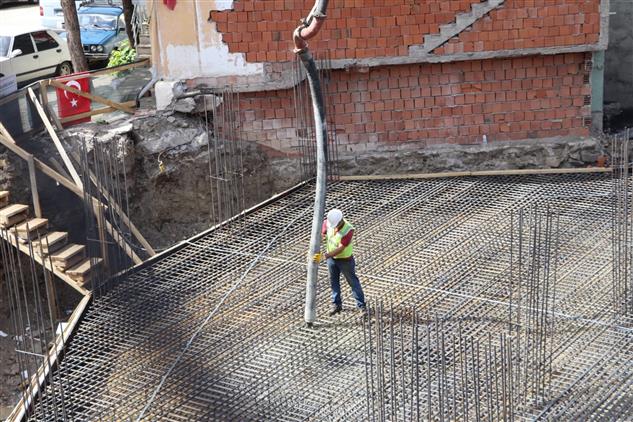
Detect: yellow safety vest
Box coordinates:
(327, 220, 354, 259)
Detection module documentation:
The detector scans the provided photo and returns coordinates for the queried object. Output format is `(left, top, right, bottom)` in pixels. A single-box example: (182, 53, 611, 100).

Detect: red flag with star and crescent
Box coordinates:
(55, 72, 91, 126)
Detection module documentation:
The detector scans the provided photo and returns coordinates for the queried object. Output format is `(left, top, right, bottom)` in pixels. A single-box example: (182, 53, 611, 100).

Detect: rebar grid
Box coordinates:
(24, 173, 631, 421)
(612, 128, 633, 317)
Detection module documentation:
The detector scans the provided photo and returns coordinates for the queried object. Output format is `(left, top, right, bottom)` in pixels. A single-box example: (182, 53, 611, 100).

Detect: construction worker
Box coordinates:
(314, 208, 366, 316)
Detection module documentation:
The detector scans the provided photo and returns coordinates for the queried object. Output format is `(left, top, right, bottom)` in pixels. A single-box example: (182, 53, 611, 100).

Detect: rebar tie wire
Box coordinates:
(135, 207, 311, 420)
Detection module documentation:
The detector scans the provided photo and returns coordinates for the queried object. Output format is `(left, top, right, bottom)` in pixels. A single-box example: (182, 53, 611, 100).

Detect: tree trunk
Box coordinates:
(122, 0, 136, 48)
(61, 0, 88, 72)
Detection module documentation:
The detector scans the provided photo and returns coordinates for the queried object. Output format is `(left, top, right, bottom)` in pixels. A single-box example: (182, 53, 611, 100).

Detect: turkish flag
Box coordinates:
(55, 71, 91, 127)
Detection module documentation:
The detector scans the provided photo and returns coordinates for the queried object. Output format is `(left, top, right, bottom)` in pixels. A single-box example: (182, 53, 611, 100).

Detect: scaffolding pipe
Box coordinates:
(293, 0, 329, 326)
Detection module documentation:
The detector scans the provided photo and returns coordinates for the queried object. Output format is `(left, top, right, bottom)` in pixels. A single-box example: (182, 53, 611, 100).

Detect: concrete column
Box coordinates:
(605, 0, 633, 110)
(591, 50, 605, 133)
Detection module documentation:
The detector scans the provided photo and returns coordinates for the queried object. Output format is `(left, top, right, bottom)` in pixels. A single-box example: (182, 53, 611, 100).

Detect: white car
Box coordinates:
(0, 0, 38, 6)
(0, 28, 73, 86)
(40, 0, 83, 32)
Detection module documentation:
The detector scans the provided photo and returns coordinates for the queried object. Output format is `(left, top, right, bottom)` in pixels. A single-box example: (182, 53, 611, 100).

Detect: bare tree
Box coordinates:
(121, 0, 136, 48)
(61, 0, 88, 72)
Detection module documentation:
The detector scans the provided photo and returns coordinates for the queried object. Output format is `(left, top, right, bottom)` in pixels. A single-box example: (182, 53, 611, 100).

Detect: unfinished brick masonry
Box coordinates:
(210, 0, 601, 62)
(152, 0, 607, 154)
(239, 53, 591, 152)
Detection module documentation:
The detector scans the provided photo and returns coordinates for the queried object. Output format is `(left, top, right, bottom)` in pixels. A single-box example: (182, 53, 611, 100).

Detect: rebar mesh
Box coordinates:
(23, 172, 633, 420)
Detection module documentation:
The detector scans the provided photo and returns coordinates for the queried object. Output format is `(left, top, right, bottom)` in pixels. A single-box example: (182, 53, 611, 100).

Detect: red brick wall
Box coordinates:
(435, 0, 601, 55)
(238, 53, 591, 153)
(210, 0, 601, 63)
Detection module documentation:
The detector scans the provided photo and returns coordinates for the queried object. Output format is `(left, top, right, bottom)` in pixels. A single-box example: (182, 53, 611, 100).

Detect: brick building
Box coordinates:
(148, 0, 609, 157)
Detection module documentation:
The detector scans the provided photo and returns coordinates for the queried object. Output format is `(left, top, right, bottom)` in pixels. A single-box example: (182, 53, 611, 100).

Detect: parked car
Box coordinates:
(0, 27, 72, 86)
(75, 4, 128, 64)
(0, 0, 38, 7)
(40, 0, 82, 32)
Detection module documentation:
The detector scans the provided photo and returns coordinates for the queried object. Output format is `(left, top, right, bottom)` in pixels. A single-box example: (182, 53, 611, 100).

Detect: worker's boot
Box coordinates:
(329, 304, 342, 316)
(358, 306, 369, 320)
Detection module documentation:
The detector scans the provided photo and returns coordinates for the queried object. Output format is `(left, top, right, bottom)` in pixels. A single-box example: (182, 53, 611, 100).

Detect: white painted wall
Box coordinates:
(156, 0, 263, 80)
(197, 20, 263, 77)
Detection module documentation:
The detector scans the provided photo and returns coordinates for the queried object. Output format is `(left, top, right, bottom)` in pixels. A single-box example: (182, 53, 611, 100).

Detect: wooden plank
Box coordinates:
(0, 191, 8, 208)
(0, 121, 9, 135)
(47, 104, 64, 131)
(48, 79, 135, 114)
(338, 167, 613, 181)
(48, 157, 72, 181)
(44, 270, 60, 322)
(15, 218, 48, 240)
(0, 204, 29, 227)
(66, 257, 103, 284)
(104, 217, 142, 264)
(59, 101, 136, 124)
(41, 79, 63, 130)
(0, 229, 88, 295)
(49, 59, 149, 84)
(32, 231, 68, 255)
(0, 204, 28, 217)
(27, 87, 84, 189)
(27, 155, 42, 218)
(51, 244, 85, 270)
(38, 80, 49, 115)
(8, 293, 91, 422)
(0, 132, 83, 197)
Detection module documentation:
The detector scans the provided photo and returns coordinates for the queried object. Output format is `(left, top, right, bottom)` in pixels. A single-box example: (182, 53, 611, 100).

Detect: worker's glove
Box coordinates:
(312, 252, 322, 264)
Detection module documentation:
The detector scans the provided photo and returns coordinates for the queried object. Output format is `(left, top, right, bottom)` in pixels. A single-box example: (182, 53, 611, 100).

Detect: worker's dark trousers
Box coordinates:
(327, 256, 366, 309)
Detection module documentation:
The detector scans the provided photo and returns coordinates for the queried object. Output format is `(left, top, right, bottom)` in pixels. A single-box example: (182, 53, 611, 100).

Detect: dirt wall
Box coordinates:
(64, 112, 301, 249)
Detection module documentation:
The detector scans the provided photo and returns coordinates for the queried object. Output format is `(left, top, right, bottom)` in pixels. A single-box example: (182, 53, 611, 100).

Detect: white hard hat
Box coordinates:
(327, 209, 343, 228)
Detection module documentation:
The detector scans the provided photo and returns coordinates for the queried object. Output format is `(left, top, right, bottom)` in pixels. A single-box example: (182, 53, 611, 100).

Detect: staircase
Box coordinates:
(0, 191, 102, 294)
(413, 0, 505, 54)
(132, 4, 151, 59)
(136, 28, 151, 59)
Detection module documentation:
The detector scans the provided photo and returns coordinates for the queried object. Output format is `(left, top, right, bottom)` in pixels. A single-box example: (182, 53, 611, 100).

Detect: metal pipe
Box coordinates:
(135, 68, 158, 108)
(293, 0, 329, 326)
(292, 1, 328, 53)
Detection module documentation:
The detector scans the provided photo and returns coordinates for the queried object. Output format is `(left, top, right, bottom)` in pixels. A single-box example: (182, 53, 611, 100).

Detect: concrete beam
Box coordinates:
(193, 44, 607, 94)
(591, 51, 605, 133)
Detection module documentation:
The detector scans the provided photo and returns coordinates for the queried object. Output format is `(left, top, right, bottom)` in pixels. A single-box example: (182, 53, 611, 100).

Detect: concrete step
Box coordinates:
(51, 244, 86, 271)
(32, 232, 69, 255)
(472, 2, 487, 15)
(0, 191, 8, 208)
(456, 11, 474, 27)
(440, 23, 457, 38)
(136, 43, 151, 56)
(0, 204, 29, 228)
(15, 218, 49, 242)
(66, 258, 103, 285)
(423, 34, 443, 51)
(423, 0, 505, 53)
